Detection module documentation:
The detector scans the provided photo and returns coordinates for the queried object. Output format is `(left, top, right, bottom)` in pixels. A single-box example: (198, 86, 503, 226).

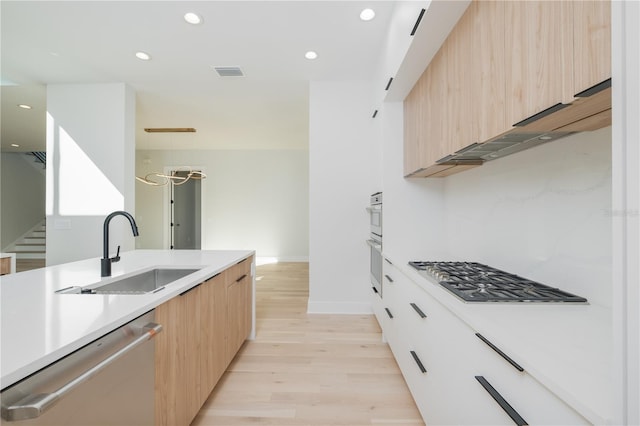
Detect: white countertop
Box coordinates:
(390, 257, 612, 425)
(0, 249, 254, 389)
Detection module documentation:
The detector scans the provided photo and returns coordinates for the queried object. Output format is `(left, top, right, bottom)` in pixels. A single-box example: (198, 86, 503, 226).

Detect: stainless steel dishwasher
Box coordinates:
(0, 310, 161, 425)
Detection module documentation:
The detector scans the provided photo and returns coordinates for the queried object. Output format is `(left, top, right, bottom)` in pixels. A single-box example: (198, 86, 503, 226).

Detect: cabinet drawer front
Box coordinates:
(470, 333, 589, 425)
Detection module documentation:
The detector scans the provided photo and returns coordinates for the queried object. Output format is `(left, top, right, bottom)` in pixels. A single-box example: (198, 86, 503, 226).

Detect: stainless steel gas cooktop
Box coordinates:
(408, 261, 587, 303)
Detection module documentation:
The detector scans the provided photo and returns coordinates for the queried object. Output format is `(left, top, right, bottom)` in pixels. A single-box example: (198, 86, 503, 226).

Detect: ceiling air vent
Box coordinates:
(213, 66, 244, 77)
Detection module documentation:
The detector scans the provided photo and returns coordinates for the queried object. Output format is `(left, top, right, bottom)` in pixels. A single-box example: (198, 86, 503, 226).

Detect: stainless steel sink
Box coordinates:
(56, 268, 202, 295)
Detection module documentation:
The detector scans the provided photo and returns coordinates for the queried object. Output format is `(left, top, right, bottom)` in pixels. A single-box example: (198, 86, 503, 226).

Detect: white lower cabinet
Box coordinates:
(375, 261, 590, 425)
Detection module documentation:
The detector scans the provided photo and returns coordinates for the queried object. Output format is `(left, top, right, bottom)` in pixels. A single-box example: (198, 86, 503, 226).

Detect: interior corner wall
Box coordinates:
(46, 83, 135, 266)
(308, 80, 382, 314)
(1, 153, 46, 249)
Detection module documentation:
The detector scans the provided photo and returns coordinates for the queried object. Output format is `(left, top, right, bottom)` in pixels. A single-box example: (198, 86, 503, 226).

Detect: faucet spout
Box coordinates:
(101, 211, 139, 277)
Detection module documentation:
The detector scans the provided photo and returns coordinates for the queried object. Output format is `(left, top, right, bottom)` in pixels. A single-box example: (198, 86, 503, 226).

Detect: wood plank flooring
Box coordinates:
(192, 262, 424, 426)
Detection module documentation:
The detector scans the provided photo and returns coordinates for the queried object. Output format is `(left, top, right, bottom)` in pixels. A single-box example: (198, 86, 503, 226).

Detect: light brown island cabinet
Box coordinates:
(403, 0, 611, 179)
(155, 255, 254, 426)
(225, 257, 253, 364)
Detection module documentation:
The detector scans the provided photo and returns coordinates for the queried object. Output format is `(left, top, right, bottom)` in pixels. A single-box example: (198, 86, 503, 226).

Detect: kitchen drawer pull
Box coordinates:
(1, 323, 163, 421)
(372, 287, 379, 294)
(410, 8, 425, 36)
(410, 303, 427, 318)
(384, 258, 392, 265)
(179, 282, 202, 296)
(235, 274, 247, 283)
(475, 376, 528, 426)
(384, 275, 394, 283)
(410, 351, 427, 373)
(512, 103, 569, 127)
(475, 333, 524, 372)
(385, 308, 394, 319)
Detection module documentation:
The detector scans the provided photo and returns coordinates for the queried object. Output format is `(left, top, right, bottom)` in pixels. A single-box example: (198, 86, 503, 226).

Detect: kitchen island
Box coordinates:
(0, 249, 255, 390)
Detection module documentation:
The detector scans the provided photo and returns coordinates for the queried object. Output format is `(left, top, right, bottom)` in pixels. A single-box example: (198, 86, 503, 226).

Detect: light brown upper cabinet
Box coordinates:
(504, 1, 574, 127)
(403, 0, 611, 178)
(573, 1, 611, 96)
(471, 0, 507, 144)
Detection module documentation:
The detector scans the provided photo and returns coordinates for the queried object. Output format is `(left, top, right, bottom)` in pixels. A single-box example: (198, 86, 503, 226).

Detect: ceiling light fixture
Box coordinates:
(18, 104, 32, 109)
(184, 12, 203, 25)
(136, 167, 206, 187)
(10, 143, 20, 147)
(305, 51, 318, 60)
(135, 51, 151, 61)
(144, 127, 196, 133)
(360, 8, 376, 21)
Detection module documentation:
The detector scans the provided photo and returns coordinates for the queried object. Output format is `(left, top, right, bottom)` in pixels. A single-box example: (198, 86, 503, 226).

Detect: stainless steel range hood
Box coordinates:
(436, 131, 576, 164)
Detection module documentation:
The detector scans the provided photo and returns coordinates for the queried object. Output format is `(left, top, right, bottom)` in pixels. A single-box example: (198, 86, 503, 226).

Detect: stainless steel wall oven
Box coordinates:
(367, 192, 382, 297)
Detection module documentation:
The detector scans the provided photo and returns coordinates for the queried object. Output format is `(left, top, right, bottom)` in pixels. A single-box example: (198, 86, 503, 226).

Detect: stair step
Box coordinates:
(32, 231, 46, 237)
(13, 245, 45, 252)
(23, 237, 45, 244)
(16, 252, 46, 259)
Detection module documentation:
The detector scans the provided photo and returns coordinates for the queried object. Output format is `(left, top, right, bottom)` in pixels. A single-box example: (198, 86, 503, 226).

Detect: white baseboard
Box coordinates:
(306, 300, 373, 315)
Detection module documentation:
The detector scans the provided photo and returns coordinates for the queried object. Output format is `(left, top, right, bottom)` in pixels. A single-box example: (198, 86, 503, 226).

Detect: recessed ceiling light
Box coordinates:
(18, 104, 32, 109)
(11, 143, 20, 147)
(360, 8, 376, 21)
(135, 51, 151, 61)
(305, 51, 318, 60)
(184, 12, 203, 25)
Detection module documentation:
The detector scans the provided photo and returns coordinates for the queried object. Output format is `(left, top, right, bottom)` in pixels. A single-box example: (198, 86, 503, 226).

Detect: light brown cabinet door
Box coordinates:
(403, 76, 423, 176)
(445, 2, 475, 155)
(200, 271, 228, 404)
(155, 285, 201, 426)
(504, 1, 573, 126)
(573, 0, 611, 95)
(225, 265, 251, 364)
(471, 0, 508, 142)
(423, 47, 448, 166)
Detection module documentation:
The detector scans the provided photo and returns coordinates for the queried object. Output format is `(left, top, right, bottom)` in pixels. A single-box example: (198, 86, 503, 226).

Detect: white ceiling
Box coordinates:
(1, 1, 405, 152)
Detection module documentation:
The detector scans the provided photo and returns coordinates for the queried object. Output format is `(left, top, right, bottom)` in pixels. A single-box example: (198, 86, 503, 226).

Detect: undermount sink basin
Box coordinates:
(57, 268, 202, 295)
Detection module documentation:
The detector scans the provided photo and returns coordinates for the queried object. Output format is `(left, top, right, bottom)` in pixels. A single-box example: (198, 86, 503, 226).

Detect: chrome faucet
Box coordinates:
(101, 211, 139, 277)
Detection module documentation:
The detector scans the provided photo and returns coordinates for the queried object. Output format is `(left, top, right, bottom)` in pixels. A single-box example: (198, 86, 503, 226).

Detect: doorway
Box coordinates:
(170, 169, 202, 249)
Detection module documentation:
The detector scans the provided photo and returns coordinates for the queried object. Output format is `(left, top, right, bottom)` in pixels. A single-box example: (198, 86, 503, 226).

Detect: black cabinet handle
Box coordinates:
(575, 78, 611, 98)
(372, 287, 379, 294)
(410, 8, 426, 36)
(475, 376, 528, 426)
(475, 333, 524, 372)
(385, 308, 393, 319)
(410, 351, 427, 373)
(384, 275, 394, 283)
(236, 274, 247, 283)
(205, 272, 221, 282)
(512, 103, 569, 127)
(179, 282, 202, 296)
(384, 258, 392, 265)
(410, 303, 427, 318)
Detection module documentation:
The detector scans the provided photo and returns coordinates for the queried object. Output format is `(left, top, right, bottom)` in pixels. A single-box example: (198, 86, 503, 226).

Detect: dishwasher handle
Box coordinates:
(1, 322, 162, 422)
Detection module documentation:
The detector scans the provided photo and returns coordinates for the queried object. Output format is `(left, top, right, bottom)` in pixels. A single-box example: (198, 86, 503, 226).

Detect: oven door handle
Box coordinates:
(366, 239, 381, 250)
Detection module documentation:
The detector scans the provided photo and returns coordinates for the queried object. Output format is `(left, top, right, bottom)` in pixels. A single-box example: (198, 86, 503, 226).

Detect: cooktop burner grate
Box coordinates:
(408, 261, 587, 303)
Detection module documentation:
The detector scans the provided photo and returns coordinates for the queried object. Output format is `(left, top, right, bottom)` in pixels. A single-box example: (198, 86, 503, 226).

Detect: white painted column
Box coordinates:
(308, 80, 381, 314)
(611, 1, 640, 424)
(46, 83, 135, 266)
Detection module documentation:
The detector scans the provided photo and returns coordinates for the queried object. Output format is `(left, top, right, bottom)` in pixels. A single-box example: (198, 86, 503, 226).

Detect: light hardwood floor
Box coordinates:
(192, 262, 424, 426)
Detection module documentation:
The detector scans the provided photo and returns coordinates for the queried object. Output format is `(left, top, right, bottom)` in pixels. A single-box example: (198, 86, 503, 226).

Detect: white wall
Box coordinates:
(135, 149, 309, 260)
(308, 80, 381, 314)
(46, 83, 136, 266)
(0, 153, 46, 249)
